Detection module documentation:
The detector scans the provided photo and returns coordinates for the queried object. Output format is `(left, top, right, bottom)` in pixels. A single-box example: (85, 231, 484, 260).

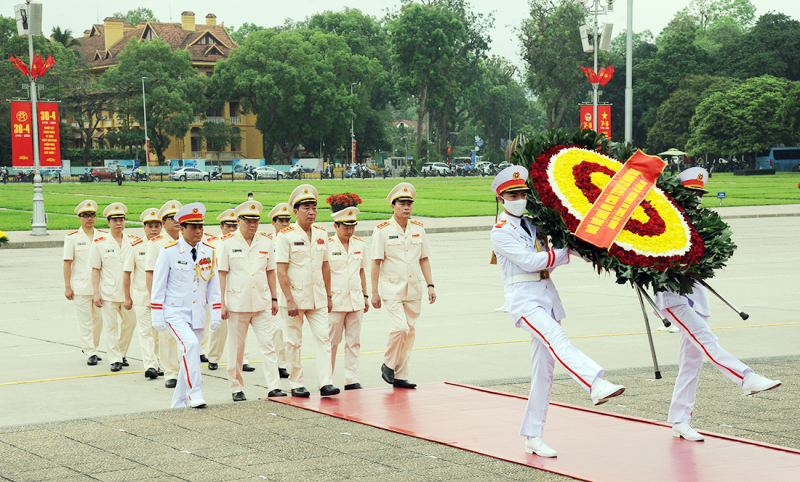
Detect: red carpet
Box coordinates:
(270, 382, 800, 481)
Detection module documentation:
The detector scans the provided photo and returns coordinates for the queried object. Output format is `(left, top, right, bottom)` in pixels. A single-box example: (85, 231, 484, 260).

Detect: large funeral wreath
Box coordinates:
(508, 129, 736, 295)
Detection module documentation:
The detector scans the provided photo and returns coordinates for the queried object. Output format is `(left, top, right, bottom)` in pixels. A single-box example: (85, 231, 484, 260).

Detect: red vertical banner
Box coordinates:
(11, 101, 34, 167)
(37, 102, 61, 167)
(580, 105, 593, 132)
(352, 140, 357, 164)
(579, 105, 611, 139)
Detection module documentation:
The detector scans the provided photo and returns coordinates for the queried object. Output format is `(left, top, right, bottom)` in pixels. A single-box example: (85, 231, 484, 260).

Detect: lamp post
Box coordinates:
(625, 0, 633, 143)
(350, 82, 359, 165)
(141, 77, 149, 172)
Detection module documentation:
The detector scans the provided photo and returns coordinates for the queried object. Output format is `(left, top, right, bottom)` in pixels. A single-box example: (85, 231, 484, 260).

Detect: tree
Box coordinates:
(112, 8, 159, 25)
(686, 75, 792, 157)
(199, 121, 241, 159)
(715, 13, 800, 81)
(51, 26, 80, 48)
(226, 23, 265, 45)
(777, 83, 800, 145)
(520, 0, 587, 130)
(103, 39, 206, 163)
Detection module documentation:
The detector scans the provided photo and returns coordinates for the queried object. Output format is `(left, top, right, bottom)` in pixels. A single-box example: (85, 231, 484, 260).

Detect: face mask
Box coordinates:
(503, 198, 527, 217)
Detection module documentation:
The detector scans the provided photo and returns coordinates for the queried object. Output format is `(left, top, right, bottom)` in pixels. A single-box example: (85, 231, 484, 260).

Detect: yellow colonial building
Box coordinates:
(72, 12, 262, 162)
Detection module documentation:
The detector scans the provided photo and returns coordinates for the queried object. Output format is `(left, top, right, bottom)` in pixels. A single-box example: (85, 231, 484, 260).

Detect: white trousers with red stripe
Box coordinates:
(664, 305, 751, 424)
(168, 321, 205, 408)
(518, 307, 603, 438)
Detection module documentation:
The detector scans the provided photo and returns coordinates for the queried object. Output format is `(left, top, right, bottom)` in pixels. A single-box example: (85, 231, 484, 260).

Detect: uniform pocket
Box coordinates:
(166, 296, 183, 307)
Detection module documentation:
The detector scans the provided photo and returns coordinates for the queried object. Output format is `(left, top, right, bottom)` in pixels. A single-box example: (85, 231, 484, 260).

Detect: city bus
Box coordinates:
(755, 147, 800, 171)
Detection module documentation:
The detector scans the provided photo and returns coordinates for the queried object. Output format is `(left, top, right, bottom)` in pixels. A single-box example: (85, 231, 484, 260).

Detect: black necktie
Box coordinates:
(520, 219, 532, 237)
(191, 247, 197, 262)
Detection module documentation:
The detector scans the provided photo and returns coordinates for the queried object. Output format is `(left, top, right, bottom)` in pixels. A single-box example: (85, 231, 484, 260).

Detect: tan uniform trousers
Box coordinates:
(74, 295, 103, 357)
(383, 299, 422, 381)
(101, 302, 136, 365)
(227, 311, 281, 393)
(134, 304, 159, 370)
(329, 310, 364, 385)
(204, 318, 250, 364)
(275, 308, 290, 369)
(284, 307, 333, 389)
(159, 330, 179, 380)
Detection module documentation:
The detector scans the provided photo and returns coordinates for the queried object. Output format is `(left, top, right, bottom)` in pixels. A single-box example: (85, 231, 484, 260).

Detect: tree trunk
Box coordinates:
(416, 84, 428, 165)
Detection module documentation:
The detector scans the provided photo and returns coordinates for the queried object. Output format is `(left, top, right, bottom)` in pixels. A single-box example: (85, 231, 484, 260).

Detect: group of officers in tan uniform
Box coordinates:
(63, 182, 436, 406)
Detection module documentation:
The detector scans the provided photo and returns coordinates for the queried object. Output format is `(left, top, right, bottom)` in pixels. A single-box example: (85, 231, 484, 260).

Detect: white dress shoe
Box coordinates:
(495, 303, 509, 312)
(657, 325, 679, 333)
(524, 437, 557, 457)
(591, 379, 625, 406)
(189, 399, 207, 408)
(673, 422, 704, 441)
(742, 372, 781, 395)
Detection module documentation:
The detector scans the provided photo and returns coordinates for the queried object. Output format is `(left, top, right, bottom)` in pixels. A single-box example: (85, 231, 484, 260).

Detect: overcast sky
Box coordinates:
(5, 0, 800, 65)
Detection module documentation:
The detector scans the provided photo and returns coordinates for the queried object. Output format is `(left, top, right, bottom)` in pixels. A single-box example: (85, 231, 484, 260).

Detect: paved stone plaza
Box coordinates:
(0, 206, 797, 480)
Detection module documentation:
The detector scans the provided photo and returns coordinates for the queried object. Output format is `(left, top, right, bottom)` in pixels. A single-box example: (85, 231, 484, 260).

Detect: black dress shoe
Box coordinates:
(381, 364, 395, 384)
(320, 385, 340, 396)
(291, 387, 310, 397)
(157, 368, 164, 377)
(344, 383, 363, 390)
(242, 364, 255, 372)
(232, 391, 246, 402)
(278, 368, 290, 379)
(110, 362, 122, 372)
(96, 356, 102, 361)
(208, 362, 218, 370)
(165, 379, 177, 388)
(144, 368, 158, 379)
(268, 389, 287, 397)
(200, 354, 209, 363)
(121, 357, 129, 367)
(393, 379, 417, 389)
(87, 355, 98, 366)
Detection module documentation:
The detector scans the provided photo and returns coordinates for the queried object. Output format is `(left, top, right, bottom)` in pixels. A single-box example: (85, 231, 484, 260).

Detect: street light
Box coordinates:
(141, 77, 149, 172)
(577, 0, 614, 132)
(350, 82, 359, 165)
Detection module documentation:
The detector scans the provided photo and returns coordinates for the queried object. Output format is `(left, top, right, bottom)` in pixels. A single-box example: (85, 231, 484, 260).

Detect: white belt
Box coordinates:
(505, 271, 550, 285)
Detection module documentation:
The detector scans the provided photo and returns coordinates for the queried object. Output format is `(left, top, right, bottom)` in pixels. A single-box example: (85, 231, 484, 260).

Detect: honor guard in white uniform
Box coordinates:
(269, 203, 293, 379)
(656, 167, 781, 442)
(276, 185, 340, 398)
(218, 201, 287, 401)
(202, 209, 253, 371)
(490, 166, 625, 458)
(123, 208, 163, 379)
(146, 200, 182, 389)
(150, 203, 222, 408)
(89, 204, 140, 372)
(371, 183, 436, 389)
(328, 207, 369, 389)
(63, 200, 105, 366)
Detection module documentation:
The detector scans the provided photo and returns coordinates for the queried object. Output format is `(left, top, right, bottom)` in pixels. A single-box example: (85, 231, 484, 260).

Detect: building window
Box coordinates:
(197, 34, 216, 46)
(191, 127, 201, 151)
(229, 102, 239, 117)
(206, 106, 222, 117)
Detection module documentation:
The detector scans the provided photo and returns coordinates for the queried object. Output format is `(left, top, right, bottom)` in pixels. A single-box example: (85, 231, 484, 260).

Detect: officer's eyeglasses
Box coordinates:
(79, 213, 96, 218)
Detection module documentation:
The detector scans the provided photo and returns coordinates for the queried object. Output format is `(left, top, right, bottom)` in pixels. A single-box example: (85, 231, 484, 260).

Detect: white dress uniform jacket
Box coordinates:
(327, 235, 367, 312)
(64, 227, 102, 296)
(89, 233, 140, 302)
(218, 231, 276, 312)
(124, 237, 150, 306)
(275, 223, 329, 310)
(370, 217, 431, 301)
(150, 237, 222, 329)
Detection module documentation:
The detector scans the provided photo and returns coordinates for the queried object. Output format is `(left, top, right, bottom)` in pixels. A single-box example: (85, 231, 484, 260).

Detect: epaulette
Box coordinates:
(220, 232, 235, 240)
(151, 234, 163, 242)
(411, 219, 424, 227)
(263, 233, 273, 240)
(328, 236, 335, 242)
(494, 219, 507, 229)
(67, 230, 78, 236)
(281, 226, 294, 234)
(353, 235, 363, 241)
(202, 241, 215, 249)
(164, 241, 178, 248)
(97, 229, 108, 233)
(127, 234, 140, 239)
(130, 238, 143, 246)
(313, 224, 326, 230)
(206, 235, 218, 242)
(93, 236, 105, 243)
(376, 221, 390, 230)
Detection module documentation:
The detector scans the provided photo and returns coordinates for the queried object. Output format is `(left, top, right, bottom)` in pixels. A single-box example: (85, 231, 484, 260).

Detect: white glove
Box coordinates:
(569, 249, 591, 263)
(210, 319, 221, 331)
(152, 319, 168, 332)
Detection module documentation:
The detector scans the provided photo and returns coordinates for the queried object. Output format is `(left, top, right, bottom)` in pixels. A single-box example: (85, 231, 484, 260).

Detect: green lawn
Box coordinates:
(0, 173, 798, 231)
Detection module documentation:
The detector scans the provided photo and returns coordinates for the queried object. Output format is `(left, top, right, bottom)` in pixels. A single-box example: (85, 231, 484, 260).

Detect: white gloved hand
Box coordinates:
(569, 249, 591, 263)
(152, 320, 168, 332)
(210, 319, 221, 331)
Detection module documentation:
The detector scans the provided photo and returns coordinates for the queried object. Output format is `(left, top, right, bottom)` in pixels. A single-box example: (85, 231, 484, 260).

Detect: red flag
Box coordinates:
(598, 65, 615, 87)
(580, 66, 599, 84)
(9, 55, 30, 77)
(40, 55, 56, 77)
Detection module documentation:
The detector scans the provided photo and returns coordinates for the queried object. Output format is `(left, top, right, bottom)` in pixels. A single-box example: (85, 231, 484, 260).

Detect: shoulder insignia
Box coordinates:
(220, 232, 235, 240)
(376, 221, 390, 230)
(164, 241, 178, 248)
(151, 234, 163, 242)
(206, 235, 217, 242)
(97, 229, 108, 233)
(494, 219, 507, 229)
(202, 241, 215, 249)
(67, 230, 78, 236)
(353, 235, 363, 241)
(410, 219, 424, 227)
(130, 238, 143, 246)
(264, 233, 273, 240)
(313, 224, 326, 231)
(281, 226, 294, 234)
(127, 234, 140, 239)
(93, 236, 105, 243)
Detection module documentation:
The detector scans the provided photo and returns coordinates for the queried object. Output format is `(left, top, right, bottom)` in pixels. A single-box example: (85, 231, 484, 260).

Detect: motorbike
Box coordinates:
(405, 166, 419, 178)
(245, 171, 256, 181)
(211, 170, 224, 180)
(0, 170, 7, 184)
(132, 171, 150, 182)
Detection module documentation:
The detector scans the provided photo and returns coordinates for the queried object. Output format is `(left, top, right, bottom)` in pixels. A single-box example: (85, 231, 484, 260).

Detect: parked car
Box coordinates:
(171, 167, 210, 181)
(497, 161, 512, 170)
(345, 165, 377, 178)
(421, 162, 450, 176)
(475, 161, 495, 175)
(89, 167, 117, 182)
(254, 166, 286, 180)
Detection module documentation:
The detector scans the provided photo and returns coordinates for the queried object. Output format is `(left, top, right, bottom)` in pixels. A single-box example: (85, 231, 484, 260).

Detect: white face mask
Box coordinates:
(503, 198, 527, 217)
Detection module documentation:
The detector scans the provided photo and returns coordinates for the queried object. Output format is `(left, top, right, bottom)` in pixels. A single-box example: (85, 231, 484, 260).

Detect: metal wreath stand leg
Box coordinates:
(633, 283, 671, 380)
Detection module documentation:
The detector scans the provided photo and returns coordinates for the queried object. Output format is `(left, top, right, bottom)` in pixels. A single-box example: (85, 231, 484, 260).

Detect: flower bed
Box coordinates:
(326, 192, 363, 213)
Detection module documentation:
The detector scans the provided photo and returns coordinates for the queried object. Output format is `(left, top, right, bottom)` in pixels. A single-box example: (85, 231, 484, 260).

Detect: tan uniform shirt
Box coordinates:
(327, 235, 367, 312)
(275, 223, 329, 310)
(145, 232, 176, 272)
(371, 217, 431, 301)
(63, 227, 102, 296)
(123, 237, 149, 306)
(89, 232, 139, 302)
(218, 230, 276, 313)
